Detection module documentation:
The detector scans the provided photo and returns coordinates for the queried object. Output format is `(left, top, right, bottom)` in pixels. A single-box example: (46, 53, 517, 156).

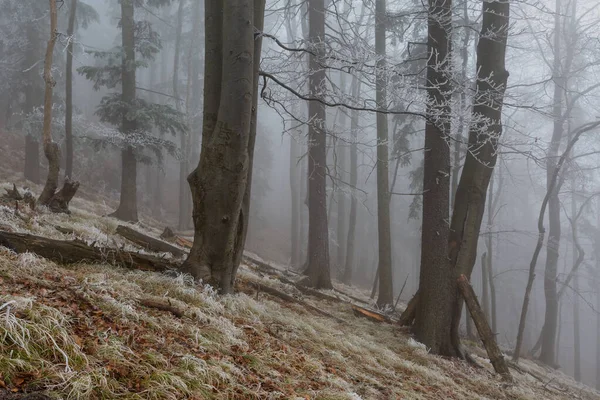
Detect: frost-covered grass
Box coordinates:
(0, 184, 599, 399)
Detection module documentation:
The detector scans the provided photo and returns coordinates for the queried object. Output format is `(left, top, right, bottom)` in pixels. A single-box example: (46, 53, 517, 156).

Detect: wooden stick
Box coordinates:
(457, 274, 512, 381)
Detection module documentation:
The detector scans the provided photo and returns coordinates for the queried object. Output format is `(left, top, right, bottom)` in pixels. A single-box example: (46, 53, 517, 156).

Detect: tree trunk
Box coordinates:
(110, 0, 138, 222)
(284, 5, 301, 269)
(457, 275, 512, 381)
(539, 0, 567, 367)
(343, 78, 361, 286)
(416, 0, 510, 357)
(571, 193, 581, 381)
(413, 0, 455, 356)
(24, 25, 41, 184)
(375, 0, 393, 307)
(487, 168, 499, 334)
(481, 252, 490, 322)
(173, 0, 188, 231)
(39, 0, 60, 207)
(231, 0, 266, 287)
(65, 0, 77, 180)
(182, 0, 260, 294)
(301, 0, 332, 289)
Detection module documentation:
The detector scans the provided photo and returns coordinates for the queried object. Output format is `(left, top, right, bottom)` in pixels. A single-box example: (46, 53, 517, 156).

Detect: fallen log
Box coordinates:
(0, 230, 176, 273)
(457, 274, 512, 381)
(247, 278, 346, 324)
(116, 225, 186, 258)
(351, 304, 392, 323)
(279, 276, 346, 304)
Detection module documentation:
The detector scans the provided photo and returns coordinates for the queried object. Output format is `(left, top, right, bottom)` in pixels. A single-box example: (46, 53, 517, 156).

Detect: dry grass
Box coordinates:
(0, 184, 599, 399)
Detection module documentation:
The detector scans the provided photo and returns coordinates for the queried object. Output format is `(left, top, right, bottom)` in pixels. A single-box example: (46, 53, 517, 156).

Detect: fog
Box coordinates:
(2, 0, 600, 389)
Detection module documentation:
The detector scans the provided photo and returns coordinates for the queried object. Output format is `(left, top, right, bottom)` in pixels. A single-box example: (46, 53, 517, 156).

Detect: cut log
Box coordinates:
(457, 274, 512, 381)
(352, 304, 392, 323)
(116, 225, 186, 257)
(0, 230, 176, 273)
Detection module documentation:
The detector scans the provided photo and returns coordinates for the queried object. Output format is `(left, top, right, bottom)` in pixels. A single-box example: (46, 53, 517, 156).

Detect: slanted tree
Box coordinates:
(182, 0, 266, 294)
(411, 0, 510, 357)
(78, 0, 186, 222)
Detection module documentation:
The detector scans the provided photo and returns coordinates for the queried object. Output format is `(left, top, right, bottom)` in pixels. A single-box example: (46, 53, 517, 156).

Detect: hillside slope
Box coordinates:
(0, 181, 599, 400)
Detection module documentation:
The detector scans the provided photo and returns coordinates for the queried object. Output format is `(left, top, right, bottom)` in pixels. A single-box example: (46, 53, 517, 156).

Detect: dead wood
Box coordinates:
(351, 304, 392, 323)
(160, 227, 176, 240)
(139, 297, 185, 318)
(0, 230, 177, 273)
(279, 276, 345, 304)
(54, 226, 75, 235)
(47, 178, 79, 214)
(2, 184, 23, 201)
(398, 292, 418, 326)
(116, 225, 186, 257)
(457, 274, 512, 381)
(333, 288, 371, 305)
(248, 278, 346, 324)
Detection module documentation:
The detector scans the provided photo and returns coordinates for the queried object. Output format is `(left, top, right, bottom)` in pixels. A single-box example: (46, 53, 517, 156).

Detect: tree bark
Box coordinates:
(375, 0, 393, 308)
(116, 225, 186, 257)
(301, 0, 332, 289)
(457, 275, 512, 381)
(481, 252, 490, 322)
(182, 0, 260, 294)
(539, 0, 569, 366)
(343, 78, 361, 286)
(231, 0, 266, 288)
(24, 25, 41, 184)
(110, 0, 138, 222)
(39, 0, 60, 207)
(174, 0, 188, 231)
(413, 0, 455, 356)
(65, 0, 77, 180)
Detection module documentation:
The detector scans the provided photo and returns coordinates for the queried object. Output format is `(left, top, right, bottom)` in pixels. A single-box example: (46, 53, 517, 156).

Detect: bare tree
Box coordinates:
(65, 0, 77, 180)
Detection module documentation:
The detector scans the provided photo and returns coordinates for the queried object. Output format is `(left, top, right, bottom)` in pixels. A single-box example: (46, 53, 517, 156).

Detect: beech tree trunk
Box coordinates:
(445, 0, 510, 357)
(301, 0, 332, 289)
(65, 0, 77, 180)
(110, 0, 138, 222)
(39, 0, 60, 207)
(413, 0, 455, 356)
(343, 78, 361, 285)
(414, 0, 510, 357)
(174, 0, 188, 231)
(375, 0, 393, 307)
(539, 0, 570, 366)
(182, 0, 263, 294)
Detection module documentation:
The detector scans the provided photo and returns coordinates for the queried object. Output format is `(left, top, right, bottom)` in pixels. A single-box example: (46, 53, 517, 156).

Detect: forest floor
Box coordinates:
(0, 146, 599, 399)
